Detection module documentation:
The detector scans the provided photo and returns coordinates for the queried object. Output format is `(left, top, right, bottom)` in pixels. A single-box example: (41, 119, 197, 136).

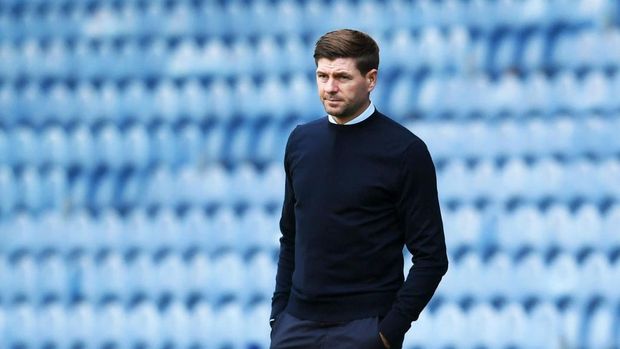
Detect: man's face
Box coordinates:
(316, 57, 377, 122)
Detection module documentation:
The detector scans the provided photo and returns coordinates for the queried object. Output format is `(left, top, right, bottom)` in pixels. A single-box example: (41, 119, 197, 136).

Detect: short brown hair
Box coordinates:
(313, 29, 380, 75)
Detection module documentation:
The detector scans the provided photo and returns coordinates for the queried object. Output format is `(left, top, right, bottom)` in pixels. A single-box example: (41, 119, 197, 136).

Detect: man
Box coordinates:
(270, 29, 448, 349)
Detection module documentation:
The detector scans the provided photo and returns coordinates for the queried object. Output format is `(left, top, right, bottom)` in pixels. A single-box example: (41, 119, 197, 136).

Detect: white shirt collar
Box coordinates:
(328, 102, 375, 125)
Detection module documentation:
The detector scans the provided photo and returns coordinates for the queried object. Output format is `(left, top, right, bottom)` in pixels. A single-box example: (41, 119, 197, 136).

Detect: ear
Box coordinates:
(366, 69, 378, 92)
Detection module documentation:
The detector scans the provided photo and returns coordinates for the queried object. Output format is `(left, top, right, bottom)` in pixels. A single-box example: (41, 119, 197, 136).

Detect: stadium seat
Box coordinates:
(179, 78, 209, 122)
(151, 208, 183, 253)
(213, 302, 244, 349)
(211, 252, 245, 303)
(245, 301, 271, 349)
(463, 302, 501, 348)
(155, 253, 187, 299)
(37, 302, 68, 348)
(546, 252, 579, 301)
(602, 204, 620, 253)
(41, 167, 67, 212)
(189, 301, 216, 348)
(229, 163, 261, 206)
(186, 252, 211, 299)
(19, 167, 45, 213)
(153, 80, 181, 123)
(97, 252, 128, 301)
(211, 207, 242, 254)
(584, 302, 616, 349)
(497, 303, 528, 348)
(123, 125, 150, 170)
(5, 303, 37, 348)
(514, 252, 546, 300)
(289, 73, 321, 120)
(228, 123, 254, 164)
(120, 80, 155, 123)
(126, 253, 156, 300)
(238, 207, 277, 254)
(528, 302, 562, 348)
(145, 166, 175, 208)
(0, 166, 17, 215)
(497, 205, 546, 253)
(433, 302, 466, 348)
(160, 301, 191, 348)
(202, 164, 229, 206)
(457, 252, 484, 299)
(244, 251, 276, 302)
(39, 253, 68, 301)
(95, 301, 126, 349)
(126, 302, 161, 349)
(544, 203, 575, 250)
(578, 252, 611, 302)
(387, 74, 417, 119)
(484, 252, 513, 300)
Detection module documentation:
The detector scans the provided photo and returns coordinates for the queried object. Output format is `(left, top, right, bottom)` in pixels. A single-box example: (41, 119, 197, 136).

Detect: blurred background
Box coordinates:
(0, 0, 619, 348)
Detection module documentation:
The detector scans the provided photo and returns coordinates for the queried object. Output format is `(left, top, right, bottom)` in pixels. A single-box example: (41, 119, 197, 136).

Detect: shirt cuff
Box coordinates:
(378, 309, 411, 348)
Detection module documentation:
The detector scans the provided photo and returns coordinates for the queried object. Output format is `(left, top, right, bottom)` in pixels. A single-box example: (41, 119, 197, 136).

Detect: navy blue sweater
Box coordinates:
(271, 110, 448, 347)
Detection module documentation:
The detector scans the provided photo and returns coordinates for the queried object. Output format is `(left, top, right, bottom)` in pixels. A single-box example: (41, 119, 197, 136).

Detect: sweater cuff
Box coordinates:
(378, 309, 411, 348)
(270, 294, 289, 320)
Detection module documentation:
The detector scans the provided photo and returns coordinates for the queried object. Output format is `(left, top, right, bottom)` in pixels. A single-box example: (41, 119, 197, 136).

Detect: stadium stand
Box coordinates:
(0, 0, 619, 348)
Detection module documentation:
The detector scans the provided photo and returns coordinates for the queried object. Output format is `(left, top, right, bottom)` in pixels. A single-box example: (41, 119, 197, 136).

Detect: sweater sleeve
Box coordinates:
(270, 128, 298, 320)
(378, 140, 449, 347)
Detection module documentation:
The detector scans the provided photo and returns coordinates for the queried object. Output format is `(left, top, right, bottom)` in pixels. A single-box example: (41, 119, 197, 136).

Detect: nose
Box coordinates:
(324, 78, 338, 93)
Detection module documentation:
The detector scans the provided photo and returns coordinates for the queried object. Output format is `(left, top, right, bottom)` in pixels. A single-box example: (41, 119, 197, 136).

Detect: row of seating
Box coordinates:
(0, 300, 271, 349)
(438, 157, 620, 203)
(2, 247, 618, 305)
(0, 0, 610, 41)
(445, 203, 620, 253)
(0, 250, 276, 305)
(2, 24, 619, 79)
(1, 157, 618, 216)
(1, 156, 618, 215)
(2, 113, 619, 167)
(2, 70, 618, 126)
(407, 71, 620, 117)
(0, 207, 280, 255)
(1, 299, 618, 349)
(437, 250, 619, 302)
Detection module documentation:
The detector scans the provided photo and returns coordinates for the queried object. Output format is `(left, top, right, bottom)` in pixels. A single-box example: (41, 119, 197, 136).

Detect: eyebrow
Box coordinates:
(316, 70, 353, 77)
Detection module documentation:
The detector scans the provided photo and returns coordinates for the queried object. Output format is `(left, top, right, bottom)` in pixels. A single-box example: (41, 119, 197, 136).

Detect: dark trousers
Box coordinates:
(270, 311, 387, 349)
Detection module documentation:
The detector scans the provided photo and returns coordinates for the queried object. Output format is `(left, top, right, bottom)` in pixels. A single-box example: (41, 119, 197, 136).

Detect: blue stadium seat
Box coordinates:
(5, 303, 37, 348)
(289, 73, 321, 120)
(39, 253, 68, 301)
(175, 124, 203, 168)
(225, 1, 253, 38)
(96, 124, 123, 170)
(126, 253, 156, 300)
(152, 208, 183, 253)
(176, 166, 202, 208)
(212, 252, 244, 302)
(230, 38, 256, 77)
(156, 253, 186, 299)
(581, 71, 612, 112)
(282, 35, 308, 73)
(203, 164, 229, 206)
(458, 252, 484, 299)
(20, 167, 44, 213)
(498, 303, 528, 348)
(0, 42, 18, 80)
(181, 208, 210, 252)
(11, 254, 38, 301)
(127, 302, 161, 349)
(235, 76, 261, 120)
(484, 252, 513, 300)
(245, 301, 271, 349)
(444, 204, 482, 250)
(498, 157, 530, 202)
(244, 251, 276, 302)
(523, 72, 552, 113)
(228, 123, 254, 164)
(145, 167, 174, 208)
(67, 303, 96, 347)
(0, 255, 9, 301)
(239, 207, 276, 254)
(254, 122, 279, 164)
(387, 74, 416, 119)
(180, 78, 208, 122)
(68, 125, 95, 169)
(585, 302, 616, 349)
(438, 159, 470, 202)
(550, 71, 580, 113)
(95, 252, 129, 301)
(0, 166, 17, 215)
(11, 127, 39, 167)
(189, 301, 215, 348)
(602, 204, 620, 252)
(161, 301, 191, 348)
(123, 125, 150, 170)
(528, 302, 562, 348)
(46, 83, 76, 124)
(230, 163, 261, 206)
(260, 163, 285, 206)
(498, 205, 545, 253)
(213, 302, 244, 349)
(153, 80, 181, 123)
(37, 302, 68, 348)
(471, 160, 498, 201)
(211, 207, 241, 254)
(95, 301, 126, 349)
(40, 126, 68, 168)
(43, 167, 68, 212)
(514, 252, 545, 301)
(120, 80, 153, 122)
(463, 302, 499, 348)
(546, 252, 579, 302)
(434, 302, 466, 348)
(579, 252, 611, 302)
(186, 252, 211, 299)
(256, 36, 282, 76)
(261, 75, 292, 120)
